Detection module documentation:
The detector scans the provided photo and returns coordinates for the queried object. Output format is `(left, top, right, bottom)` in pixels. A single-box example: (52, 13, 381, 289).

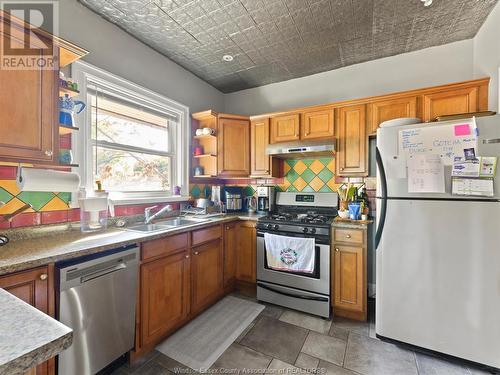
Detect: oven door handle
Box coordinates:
(257, 282, 329, 302)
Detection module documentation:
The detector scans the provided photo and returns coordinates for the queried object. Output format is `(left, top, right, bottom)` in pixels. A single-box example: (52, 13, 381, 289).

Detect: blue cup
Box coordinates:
(348, 203, 361, 220)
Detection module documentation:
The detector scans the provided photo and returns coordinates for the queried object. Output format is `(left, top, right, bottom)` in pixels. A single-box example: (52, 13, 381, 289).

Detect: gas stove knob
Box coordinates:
(273, 224, 279, 230)
(310, 228, 316, 234)
(303, 227, 309, 233)
(266, 224, 273, 230)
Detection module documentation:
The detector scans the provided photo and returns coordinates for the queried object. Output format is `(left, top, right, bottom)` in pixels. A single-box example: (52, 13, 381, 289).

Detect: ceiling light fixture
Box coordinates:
(222, 54, 234, 62)
(421, 0, 433, 6)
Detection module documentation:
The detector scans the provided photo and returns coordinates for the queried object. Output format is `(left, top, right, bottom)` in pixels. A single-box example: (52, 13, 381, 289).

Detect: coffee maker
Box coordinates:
(256, 186, 275, 213)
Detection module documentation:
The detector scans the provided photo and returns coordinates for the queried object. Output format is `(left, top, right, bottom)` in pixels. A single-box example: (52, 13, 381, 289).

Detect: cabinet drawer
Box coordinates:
(192, 225, 222, 246)
(142, 233, 189, 260)
(333, 228, 364, 245)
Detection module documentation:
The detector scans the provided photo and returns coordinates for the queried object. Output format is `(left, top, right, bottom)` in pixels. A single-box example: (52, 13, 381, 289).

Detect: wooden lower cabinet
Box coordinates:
(0, 266, 54, 375)
(224, 222, 237, 287)
(140, 250, 190, 347)
(191, 238, 224, 314)
(332, 227, 367, 321)
(235, 221, 257, 283)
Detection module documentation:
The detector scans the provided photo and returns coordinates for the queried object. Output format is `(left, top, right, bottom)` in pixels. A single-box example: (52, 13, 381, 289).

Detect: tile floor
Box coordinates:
(112, 294, 494, 375)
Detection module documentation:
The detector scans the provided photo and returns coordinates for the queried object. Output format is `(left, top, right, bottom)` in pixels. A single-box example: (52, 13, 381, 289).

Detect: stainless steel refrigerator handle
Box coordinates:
(375, 147, 387, 250)
(80, 262, 127, 283)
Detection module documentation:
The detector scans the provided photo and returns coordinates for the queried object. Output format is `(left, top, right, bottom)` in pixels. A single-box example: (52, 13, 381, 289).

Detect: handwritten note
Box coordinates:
(399, 122, 477, 165)
(407, 154, 445, 193)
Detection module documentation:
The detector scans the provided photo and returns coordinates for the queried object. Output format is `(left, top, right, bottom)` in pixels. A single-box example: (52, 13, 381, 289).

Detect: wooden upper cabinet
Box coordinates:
(218, 117, 250, 177)
(251, 118, 281, 178)
(367, 97, 418, 135)
(270, 114, 300, 143)
(422, 86, 480, 122)
(0, 266, 53, 375)
(336, 105, 367, 177)
(140, 250, 190, 346)
(191, 238, 223, 314)
(0, 39, 58, 163)
(301, 109, 334, 140)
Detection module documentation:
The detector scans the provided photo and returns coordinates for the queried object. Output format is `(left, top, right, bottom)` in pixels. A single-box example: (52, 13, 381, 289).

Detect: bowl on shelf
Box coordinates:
(338, 210, 350, 219)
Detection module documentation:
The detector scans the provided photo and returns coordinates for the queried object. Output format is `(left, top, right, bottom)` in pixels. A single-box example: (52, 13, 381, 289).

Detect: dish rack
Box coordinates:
(181, 204, 225, 217)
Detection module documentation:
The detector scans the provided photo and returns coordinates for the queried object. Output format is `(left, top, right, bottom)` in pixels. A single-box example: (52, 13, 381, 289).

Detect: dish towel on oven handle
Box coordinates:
(264, 233, 315, 273)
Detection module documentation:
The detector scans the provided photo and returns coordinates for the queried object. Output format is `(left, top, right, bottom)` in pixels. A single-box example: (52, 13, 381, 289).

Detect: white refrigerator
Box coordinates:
(375, 115, 500, 369)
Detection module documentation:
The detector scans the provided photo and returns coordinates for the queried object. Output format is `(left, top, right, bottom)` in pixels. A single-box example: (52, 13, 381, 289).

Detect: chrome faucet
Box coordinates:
(144, 204, 173, 224)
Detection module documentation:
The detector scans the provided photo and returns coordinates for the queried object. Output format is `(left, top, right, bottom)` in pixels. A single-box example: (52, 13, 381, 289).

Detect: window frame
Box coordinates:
(72, 61, 190, 205)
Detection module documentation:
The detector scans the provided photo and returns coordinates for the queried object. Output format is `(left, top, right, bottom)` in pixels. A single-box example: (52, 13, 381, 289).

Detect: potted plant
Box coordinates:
(337, 183, 357, 217)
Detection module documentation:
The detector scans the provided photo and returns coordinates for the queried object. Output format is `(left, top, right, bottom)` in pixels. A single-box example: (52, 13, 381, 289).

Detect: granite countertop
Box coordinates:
(332, 217, 374, 228)
(0, 289, 72, 375)
(0, 214, 263, 276)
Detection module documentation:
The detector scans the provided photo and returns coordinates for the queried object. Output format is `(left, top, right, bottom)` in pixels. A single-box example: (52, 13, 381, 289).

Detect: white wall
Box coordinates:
(473, 2, 500, 112)
(224, 40, 475, 115)
(59, 0, 224, 113)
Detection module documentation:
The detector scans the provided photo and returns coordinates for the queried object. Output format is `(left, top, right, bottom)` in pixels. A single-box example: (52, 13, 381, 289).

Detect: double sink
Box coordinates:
(125, 217, 211, 233)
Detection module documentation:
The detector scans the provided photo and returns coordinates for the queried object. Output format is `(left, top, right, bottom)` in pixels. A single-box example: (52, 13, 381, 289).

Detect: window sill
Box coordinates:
(108, 195, 191, 206)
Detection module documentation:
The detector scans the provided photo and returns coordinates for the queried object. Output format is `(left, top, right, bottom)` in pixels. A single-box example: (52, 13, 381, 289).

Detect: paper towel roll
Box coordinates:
(17, 168, 80, 192)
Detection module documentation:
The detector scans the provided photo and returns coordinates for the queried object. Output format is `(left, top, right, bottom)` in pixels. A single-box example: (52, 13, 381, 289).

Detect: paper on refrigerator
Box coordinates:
(407, 154, 445, 193)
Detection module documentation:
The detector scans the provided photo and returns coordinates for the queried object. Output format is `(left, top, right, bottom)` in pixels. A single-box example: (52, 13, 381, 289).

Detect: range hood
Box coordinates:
(266, 140, 335, 159)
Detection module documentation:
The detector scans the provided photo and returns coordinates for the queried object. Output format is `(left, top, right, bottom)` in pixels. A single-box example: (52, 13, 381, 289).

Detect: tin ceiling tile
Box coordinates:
(78, 0, 499, 93)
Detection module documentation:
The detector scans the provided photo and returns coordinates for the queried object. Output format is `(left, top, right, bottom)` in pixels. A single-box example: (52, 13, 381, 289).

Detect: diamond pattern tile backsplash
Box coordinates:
(189, 157, 340, 199)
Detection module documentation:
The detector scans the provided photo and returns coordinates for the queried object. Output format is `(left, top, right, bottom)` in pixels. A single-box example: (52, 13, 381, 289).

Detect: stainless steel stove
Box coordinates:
(256, 192, 338, 318)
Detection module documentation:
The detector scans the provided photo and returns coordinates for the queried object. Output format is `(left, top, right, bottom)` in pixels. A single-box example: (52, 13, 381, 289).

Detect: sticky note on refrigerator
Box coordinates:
(454, 124, 471, 136)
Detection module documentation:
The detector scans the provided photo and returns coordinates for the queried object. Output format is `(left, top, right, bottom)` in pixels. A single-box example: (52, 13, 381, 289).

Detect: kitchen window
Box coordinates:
(72, 62, 189, 204)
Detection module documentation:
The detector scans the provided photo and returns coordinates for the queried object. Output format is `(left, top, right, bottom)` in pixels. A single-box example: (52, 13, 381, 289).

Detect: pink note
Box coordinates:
(454, 124, 471, 136)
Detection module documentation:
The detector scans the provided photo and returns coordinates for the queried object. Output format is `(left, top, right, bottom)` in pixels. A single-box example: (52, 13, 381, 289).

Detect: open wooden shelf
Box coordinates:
(59, 86, 80, 97)
(59, 124, 79, 135)
(194, 134, 216, 140)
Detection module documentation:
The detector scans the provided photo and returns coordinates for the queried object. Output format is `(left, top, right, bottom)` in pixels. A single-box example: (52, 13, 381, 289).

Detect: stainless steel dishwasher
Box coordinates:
(57, 245, 139, 375)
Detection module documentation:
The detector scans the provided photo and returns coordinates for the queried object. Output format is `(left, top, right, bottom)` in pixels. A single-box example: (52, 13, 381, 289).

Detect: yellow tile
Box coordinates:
(284, 162, 291, 174)
(40, 196, 69, 211)
(293, 177, 307, 191)
(0, 197, 33, 215)
(327, 179, 341, 192)
(293, 160, 307, 175)
(309, 176, 325, 192)
(281, 178, 291, 190)
(309, 160, 325, 175)
(326, 159, 335, 173)
(0, 180, 20, 196)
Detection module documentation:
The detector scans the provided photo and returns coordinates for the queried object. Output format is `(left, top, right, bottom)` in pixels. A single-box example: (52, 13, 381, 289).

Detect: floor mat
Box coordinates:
(156, 295, 264, 372)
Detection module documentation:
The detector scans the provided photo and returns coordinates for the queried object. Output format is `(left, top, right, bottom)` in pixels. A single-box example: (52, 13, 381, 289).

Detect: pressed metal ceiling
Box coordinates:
(79, 0, 498, 93)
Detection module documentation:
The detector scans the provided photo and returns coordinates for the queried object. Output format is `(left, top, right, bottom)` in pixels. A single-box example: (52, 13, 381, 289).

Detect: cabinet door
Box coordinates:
(0, 266, 53, 375)
(218, 118, 250, 177)
(270, 114, 300, 143)
(301, 109, 334, 140)
(0, 34, 58, 163)
(333, 245, 365, 313)
(141, 251, 190, 346)
(367, 97, 417, 134)
(191, 239, 223, 313)
(223, 222, 237, 287)
(235, 221, 257, 283)
(336, 105, 367, 176)
(422, 87, 479, 122)
(251, 118, 271, 176)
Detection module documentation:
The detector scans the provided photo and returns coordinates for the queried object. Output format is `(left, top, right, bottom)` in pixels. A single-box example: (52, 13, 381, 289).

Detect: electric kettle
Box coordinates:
(59, 94, 86, 127)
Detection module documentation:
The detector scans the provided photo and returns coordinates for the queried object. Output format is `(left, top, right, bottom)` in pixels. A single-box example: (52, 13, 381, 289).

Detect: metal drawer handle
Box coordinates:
(335, 248, 339, 252)
(185, 255, 190, 259)
(39, 273, 48, 281)
(194, 251, 199, 255)
(346, 234, 351, 238)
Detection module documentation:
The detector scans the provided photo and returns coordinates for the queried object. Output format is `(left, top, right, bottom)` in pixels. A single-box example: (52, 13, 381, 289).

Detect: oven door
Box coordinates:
(256, 232, 330, 295)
